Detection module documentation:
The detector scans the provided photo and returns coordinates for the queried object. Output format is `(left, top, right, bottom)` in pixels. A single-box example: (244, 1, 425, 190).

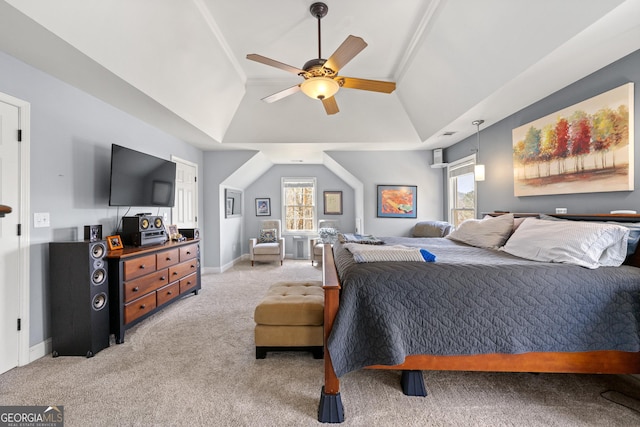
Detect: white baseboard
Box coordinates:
(204, 254, 248, 274)
(28, 338, 51, 364)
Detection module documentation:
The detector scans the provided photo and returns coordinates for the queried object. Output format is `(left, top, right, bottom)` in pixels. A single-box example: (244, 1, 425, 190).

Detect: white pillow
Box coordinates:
(446, 213, 514, 249)
(501, 218, 629, 269)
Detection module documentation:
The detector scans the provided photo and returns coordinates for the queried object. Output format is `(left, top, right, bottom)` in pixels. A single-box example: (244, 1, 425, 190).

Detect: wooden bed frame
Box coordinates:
(318, 213, 640, 423)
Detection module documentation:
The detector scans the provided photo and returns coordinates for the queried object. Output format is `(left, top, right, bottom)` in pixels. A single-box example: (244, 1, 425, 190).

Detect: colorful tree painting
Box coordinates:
(512, 83, 634, 197)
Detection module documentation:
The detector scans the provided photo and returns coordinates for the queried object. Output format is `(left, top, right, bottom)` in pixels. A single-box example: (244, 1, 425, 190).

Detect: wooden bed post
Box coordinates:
(318, 243, 344, 423)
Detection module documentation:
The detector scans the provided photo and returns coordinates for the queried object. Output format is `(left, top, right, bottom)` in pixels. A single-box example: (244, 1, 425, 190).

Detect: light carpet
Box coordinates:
(1, 259, 640, 426)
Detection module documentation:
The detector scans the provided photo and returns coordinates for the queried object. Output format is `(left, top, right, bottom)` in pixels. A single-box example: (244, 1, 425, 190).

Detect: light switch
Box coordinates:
(34, 212, 50, 228)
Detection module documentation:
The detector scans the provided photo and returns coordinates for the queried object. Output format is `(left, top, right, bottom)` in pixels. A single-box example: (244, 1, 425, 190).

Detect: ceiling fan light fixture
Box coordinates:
(300, 77, 339, 100)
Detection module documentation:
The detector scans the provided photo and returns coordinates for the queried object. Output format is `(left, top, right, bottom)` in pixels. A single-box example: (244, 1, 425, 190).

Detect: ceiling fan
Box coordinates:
(246, 2, 396, 115)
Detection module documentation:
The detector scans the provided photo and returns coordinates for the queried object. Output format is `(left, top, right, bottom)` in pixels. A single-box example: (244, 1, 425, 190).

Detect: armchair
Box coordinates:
(309, 219, 340, 266)
(249, 220, 285, 266)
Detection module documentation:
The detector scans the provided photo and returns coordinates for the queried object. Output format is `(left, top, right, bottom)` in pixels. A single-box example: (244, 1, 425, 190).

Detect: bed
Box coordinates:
(318, 213, 640, 423)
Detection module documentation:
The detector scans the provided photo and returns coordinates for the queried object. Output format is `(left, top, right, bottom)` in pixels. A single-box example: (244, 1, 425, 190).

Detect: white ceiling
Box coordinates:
(1, 0, 639, 164)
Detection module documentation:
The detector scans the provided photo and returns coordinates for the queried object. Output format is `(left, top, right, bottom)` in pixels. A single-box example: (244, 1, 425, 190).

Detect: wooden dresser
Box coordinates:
(107, 239, 201, 343)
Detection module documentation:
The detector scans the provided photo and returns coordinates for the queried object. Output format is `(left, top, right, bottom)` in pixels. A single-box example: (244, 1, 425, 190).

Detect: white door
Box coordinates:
(0, 100, 21, 374)
(172, 157, 198, 228)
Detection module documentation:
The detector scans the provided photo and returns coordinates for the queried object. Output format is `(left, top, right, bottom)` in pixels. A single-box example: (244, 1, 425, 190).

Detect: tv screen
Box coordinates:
(109, 144, 177, 207)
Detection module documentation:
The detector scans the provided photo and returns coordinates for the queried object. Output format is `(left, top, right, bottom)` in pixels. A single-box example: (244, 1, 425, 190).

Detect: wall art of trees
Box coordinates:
(512, 83, 633, 197)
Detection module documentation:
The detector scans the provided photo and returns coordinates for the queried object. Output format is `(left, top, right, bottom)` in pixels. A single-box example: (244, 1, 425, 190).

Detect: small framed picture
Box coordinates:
(255, 198, 271, 216)
(107, 235, 124, 250)
(167, 224, 179, 240)
(323, 191, 343, 215)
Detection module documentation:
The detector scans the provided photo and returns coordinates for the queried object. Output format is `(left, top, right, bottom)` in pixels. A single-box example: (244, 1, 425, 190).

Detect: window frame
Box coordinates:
(281, 177, 317, 235)
(447, 154, 478, 227)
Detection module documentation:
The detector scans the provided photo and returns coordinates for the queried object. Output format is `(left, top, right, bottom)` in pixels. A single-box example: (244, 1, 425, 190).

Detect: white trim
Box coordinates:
(0, 91, 31, 367)
(29, 338, 51, 363)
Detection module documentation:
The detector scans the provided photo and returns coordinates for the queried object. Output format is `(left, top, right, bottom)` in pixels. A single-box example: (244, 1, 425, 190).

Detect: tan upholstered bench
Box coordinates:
(254, 281, 324, 359)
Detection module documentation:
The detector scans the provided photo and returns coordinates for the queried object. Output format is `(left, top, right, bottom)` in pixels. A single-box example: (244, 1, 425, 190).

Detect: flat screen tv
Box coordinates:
(109, 144, 177, 207)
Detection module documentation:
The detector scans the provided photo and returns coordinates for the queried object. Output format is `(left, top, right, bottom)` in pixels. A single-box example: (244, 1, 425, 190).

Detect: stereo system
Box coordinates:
(49, 240, 110, 357)
(122, 215, 167, 247)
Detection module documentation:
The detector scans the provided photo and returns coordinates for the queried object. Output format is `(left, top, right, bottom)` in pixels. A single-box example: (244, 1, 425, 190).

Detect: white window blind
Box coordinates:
(282, 177, 316, 233)
(447, 155, 477, 227)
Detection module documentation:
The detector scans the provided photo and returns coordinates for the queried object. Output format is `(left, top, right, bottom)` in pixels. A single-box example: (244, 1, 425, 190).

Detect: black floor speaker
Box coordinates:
(49, 240, 110, 357)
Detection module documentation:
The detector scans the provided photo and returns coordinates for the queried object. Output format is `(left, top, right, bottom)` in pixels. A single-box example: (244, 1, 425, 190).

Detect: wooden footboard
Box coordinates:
(321, 243, 341, 394)
(319, 237, 640, 423)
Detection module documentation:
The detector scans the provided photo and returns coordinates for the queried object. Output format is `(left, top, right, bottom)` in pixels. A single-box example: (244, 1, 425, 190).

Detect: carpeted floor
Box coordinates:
(2, 259, 640, 426)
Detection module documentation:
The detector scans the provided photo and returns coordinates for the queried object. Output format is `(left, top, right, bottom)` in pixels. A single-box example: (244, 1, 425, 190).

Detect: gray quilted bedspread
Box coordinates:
(327, 237, 640, 377)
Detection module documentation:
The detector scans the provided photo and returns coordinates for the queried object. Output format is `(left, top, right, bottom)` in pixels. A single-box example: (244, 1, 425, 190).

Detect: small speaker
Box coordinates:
(49, 240, 110, 357)
(433, 148, 443, 165)
(84, 224, 102, 242)
(179, 228, 199, 239)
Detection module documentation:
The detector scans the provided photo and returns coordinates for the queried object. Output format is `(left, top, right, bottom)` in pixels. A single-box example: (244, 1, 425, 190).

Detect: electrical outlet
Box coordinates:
(34, 212, 50, 228)
(555, 208, 568, 214)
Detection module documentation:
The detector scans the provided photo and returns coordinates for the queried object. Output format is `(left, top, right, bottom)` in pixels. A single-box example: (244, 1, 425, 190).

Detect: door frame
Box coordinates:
(1, 92, 31, 367)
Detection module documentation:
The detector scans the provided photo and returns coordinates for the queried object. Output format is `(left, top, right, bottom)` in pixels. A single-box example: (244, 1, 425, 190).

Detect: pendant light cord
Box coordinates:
(472, 119, 484, 160)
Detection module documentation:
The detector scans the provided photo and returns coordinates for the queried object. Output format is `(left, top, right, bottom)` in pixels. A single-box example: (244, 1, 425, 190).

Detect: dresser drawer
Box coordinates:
(157, 282, 180, 306)
(179, 272, 198, 294)
(157, 248, 180, 269)
(123, 254, 157, 281)
(124, 293, 157, 324)
(179, 243, 198, 261)
(123, 269, 169, 303)
(169, 259, 198, 281)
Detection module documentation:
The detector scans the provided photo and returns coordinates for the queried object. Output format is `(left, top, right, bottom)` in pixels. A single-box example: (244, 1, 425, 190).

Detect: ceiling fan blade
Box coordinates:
(338, 77, 396, 93)
(246, 54, 305, 75)
(262, 85, 301, 103)
(321, 96, 339, 115)
(324, 35, 367, 73)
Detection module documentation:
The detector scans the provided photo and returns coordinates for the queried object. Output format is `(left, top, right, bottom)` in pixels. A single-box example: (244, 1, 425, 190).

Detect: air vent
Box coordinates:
(442, 131, 456, 136)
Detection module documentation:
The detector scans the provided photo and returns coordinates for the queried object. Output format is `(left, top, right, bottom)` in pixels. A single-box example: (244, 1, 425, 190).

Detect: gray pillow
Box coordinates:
(447, 214, 514, 248)
(412, 221, 452, 238)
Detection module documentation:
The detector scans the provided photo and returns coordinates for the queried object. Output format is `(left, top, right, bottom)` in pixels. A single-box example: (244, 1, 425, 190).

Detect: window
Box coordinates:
(282, 177, 316, 234)
(448, 155, 477, 227)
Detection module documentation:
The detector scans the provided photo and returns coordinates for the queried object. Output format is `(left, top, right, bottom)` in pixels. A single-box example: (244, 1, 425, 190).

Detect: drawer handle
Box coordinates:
(186, 281, 192, 285)
(139, 264, 146, 269)
(172, 271, 178, 276)
(140, 304, 146, 309)
(167, 291, 173, 295)
(160, 276, 166, 281)
(190, 264, 195, 269)
(165, 257, 172, 261)
(186, 251, 191, 255)
(133, 286, 139, 292)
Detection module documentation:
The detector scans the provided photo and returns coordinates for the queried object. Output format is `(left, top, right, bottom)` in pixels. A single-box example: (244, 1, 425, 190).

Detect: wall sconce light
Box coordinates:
(472, 119, 485, 181)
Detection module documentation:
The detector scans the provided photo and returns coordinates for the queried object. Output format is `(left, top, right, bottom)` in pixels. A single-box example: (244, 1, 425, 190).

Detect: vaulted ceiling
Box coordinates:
(1, 0, 639, 163)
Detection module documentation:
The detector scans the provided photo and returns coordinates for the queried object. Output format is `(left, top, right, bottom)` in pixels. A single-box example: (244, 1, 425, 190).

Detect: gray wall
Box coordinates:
(202, 150, 257, 269)
(445, 48, 640, 216)
(0, 51, 203, 346)
(328, 151, 444, 237)
(243, 164, 356, 257)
